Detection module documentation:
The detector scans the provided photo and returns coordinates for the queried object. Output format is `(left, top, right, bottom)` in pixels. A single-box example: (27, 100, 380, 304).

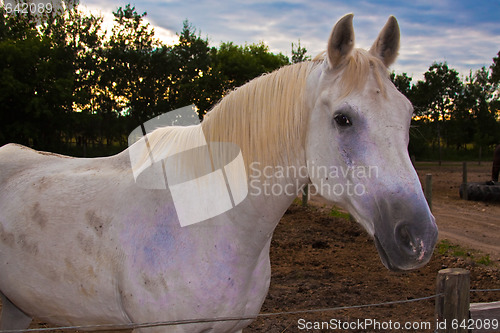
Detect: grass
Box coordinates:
(476, 255, 492, 266)
(438, 239, 468, 257)
(329, 206, 351, 220)
(437, 239, 493, 266)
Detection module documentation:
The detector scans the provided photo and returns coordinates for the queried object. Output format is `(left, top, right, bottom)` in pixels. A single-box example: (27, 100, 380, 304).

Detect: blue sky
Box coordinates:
(79, 0, 500, 81)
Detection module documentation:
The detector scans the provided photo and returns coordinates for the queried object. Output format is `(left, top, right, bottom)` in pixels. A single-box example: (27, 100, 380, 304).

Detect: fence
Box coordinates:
(0, 268, 498, 333)
(436, 268, 500, 333)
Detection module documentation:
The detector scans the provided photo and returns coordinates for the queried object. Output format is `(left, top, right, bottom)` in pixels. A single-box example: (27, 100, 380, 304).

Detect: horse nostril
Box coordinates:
(395, 223, 418, 256)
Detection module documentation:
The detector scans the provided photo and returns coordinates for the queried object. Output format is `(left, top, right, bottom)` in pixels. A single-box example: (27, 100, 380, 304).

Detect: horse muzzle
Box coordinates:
(374, 213, 438, 271)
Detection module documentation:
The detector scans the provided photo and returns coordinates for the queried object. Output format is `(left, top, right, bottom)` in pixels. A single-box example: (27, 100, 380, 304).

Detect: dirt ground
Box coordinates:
(246, 161, 500, 332)
(416, 162, 500, 262)
(3, 162, 500, 332)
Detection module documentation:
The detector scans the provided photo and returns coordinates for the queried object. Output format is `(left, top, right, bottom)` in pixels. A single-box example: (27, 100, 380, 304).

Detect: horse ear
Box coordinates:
(370, 16, 400, 67)
(327, 13, 355, 69)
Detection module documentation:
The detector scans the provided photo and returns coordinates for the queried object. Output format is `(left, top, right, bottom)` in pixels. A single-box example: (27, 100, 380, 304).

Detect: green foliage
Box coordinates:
(329, 206, 351, 220)
(462, 68, 499, 149)
(437, 240, 492, 266)
(390, 72, 412, 98)
(393, 60, 500, 162)
(0, 6, 74, 149)
(0, 1, 498, 160)
(491, 51, 500, 84)
(104, 3, 167, 130)
(476, 255, 492, 266)
(414, 62, 463, 120)
(212, 41, 289, 93)
(169, 20, 217, 117)
(0, 3, 291, 154)
(291, 39, 310, 64)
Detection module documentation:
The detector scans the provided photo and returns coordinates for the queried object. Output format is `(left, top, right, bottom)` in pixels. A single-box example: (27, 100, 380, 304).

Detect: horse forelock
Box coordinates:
(315, 48, 390, 99)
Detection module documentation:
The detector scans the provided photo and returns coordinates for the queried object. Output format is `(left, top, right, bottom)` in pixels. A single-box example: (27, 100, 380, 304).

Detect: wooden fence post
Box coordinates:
(462, 162, 468, 201)
(425, 174, 432, 212)
(435, 268, 470, 333)
(302, 184, 308, 207)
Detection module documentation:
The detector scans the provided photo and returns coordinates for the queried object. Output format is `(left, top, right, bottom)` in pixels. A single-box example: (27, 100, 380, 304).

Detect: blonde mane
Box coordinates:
(201, 60, 316, 172)
(135, 48, 390, 179)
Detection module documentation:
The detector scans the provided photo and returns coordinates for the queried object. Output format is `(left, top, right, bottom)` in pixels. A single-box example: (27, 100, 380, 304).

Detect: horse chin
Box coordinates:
(373, 235, 431, 272)
(374, 235, 402, 272)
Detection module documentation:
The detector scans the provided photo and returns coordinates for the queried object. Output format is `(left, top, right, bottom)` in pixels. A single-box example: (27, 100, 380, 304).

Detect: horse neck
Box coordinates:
(200, 62, 316, 233)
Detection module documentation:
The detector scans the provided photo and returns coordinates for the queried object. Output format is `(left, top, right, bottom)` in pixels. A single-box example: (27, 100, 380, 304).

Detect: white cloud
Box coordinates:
(78, 0, 500, 81)
(395, 23, 499, 81)
(147, 22, 179, 46)
(77, 2, 178, 45)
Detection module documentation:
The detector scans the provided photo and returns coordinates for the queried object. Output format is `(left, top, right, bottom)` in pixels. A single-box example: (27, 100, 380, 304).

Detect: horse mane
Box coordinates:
(201, 60, 317, 172)
(135, 48, 389, 178)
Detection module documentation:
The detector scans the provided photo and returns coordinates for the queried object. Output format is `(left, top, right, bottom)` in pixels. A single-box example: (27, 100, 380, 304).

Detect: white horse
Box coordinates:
(0, 14, 437, 333)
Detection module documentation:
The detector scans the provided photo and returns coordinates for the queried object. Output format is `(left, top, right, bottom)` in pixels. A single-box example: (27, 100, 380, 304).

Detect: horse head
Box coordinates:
(306, 14, 438, 271)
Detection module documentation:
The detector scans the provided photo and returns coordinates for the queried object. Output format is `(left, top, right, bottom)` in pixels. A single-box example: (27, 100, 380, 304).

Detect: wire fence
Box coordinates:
(1, 288, 499, 333)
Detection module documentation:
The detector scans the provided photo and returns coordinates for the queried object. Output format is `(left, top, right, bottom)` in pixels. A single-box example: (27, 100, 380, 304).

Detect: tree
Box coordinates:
(212, 41, 289, 92)
(489, 51, 500, 124)
(0, 6, 76, 150)
(463, 68, 500, 161)
(105, 5, 159, 123)
(388, 72, 431, 157)
(390, 72, 413, 98)
(63, 9, 107, 150)
(169, 20, 215, 117)
(291, 40, 310, 64)
(412, 62, 463, 164)
(449, 74, 476, 151)
(491, 51, 500, 85)
(43, 7, 106, 150)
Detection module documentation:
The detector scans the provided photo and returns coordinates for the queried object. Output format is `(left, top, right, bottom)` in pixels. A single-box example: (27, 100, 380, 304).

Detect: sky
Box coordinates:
(78, 0, 500, 82)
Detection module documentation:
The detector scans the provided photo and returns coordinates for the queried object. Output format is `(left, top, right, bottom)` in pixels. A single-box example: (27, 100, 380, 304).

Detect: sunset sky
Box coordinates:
(79, 0, 500, 81)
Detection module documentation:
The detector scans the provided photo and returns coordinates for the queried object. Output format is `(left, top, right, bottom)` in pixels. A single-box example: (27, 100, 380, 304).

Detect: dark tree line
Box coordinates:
(1, 2, 498, 159)
(0, 4, 292, 155)
(391, 58, 500, 162)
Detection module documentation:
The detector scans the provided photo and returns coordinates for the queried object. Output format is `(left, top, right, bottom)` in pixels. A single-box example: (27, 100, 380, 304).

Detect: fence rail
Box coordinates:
(470, 301, 500, 333)
(0, 294, 440, 333)
(0, 268, 498, 333)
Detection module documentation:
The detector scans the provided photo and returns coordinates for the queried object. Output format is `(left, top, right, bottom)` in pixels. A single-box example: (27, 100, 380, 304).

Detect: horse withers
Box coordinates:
(0, 14, 437, 333)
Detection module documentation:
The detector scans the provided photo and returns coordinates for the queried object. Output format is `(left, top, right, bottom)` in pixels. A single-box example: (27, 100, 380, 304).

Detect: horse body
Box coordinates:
(0, 14, 437, 333)
(0, 143, 293, 332)
(0, 145, 131, 325)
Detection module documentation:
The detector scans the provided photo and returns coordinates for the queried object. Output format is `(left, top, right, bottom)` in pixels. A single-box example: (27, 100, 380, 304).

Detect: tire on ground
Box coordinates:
(460, 182, 500, 202)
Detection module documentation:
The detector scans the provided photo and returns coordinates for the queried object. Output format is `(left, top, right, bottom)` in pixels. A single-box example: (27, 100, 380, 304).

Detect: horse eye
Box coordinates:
(334, 114, 352, 127)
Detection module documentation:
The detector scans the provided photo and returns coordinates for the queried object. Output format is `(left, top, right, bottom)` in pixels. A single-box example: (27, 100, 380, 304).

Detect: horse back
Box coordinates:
(0, 143, 131, 184)
(0, 144, 66, 181)
(0, 143, 135, 227)
(0, 143, 135, 325)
